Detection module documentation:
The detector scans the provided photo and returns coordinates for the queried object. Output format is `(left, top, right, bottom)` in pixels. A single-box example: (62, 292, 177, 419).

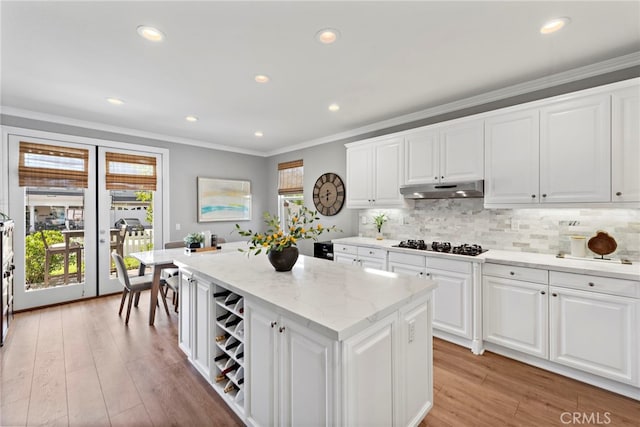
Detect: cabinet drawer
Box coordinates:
(334, 244, 358, 255)
(426, 257, 471, 274)
(357, 247, 386, 259)
(388, 251, 426, 267)
(483, 263, 548, 284)
(550, 271, 640, 298)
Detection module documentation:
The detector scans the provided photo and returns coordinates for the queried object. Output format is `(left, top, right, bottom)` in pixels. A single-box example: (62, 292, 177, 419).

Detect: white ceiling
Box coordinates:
(2, 1, 639, 155)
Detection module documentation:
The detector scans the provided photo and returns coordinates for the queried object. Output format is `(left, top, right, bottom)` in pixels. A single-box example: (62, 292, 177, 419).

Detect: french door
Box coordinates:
(8, 134, 164, 310)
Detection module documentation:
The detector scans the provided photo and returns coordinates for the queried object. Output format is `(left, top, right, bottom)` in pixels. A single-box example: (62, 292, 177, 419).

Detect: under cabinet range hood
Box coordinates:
(400, 180, 484, 199)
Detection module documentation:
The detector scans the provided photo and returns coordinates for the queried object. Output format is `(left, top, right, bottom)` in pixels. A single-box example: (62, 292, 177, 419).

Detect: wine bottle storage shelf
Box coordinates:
(212, 285, 245, 408)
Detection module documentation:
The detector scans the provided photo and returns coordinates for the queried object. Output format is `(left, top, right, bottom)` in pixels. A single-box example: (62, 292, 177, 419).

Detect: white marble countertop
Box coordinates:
(173, 250, 437, 341)
(331, 237, 640, 281)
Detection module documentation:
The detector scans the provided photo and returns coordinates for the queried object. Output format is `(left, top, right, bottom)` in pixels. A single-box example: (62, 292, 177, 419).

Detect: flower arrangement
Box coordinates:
(373, 213, 388, 233)
(235, 205, 339, 255)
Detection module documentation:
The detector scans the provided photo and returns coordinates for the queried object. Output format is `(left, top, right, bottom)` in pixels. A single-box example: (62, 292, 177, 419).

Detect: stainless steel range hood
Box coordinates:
(400, 180, 484, 199)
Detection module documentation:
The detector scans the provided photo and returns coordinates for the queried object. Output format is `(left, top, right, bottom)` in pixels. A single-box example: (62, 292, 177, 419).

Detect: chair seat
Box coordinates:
(48, 242, 82, 251)
(163, 267, 179, 277)
(128, 275, 154, 292)
(164, 275, 179, 292)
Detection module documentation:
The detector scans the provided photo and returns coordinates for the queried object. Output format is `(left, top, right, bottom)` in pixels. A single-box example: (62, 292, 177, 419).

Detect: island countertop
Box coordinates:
(174, 250, 437, 340)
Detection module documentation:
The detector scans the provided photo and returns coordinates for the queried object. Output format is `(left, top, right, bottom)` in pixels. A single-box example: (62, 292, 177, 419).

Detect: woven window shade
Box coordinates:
(278, 160, 303, 195)
(105, 152, 157, 190)
(19, 141, 89, 188)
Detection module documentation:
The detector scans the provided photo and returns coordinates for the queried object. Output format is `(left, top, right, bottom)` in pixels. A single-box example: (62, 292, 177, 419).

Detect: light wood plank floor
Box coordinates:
(2, 294, 638, 426)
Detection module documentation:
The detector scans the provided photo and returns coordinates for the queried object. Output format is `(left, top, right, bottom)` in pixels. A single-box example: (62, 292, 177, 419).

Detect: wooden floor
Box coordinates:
(1, 295, 638, 427)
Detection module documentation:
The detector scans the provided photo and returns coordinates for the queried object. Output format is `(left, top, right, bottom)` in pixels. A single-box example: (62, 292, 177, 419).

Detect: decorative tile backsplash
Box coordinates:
(359, 199, 640, 261)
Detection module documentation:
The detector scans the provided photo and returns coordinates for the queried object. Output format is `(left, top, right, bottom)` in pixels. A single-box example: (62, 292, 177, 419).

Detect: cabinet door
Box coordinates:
(430, 268, 472, 339)
(334, 252, 357, 266)
(343, 313, 395, 427)
(374, 137, 405, 206)
(178, 272, 193, 357)
(483, 276, 548, 358)
(346, 145, 373, 208)
(612, 86, 640, 202)
(405, 129, 439, 185)
(439, 120, 484, 183)
(193, 278, 211, 378)
(280, 317, 335, 427)
(358, 255, 386, 271)
(549, 287, 639, 385)
(484, 109, 540, 204)
(246, 301, 279, 426)
(540, 94, 611, 203)
(397, 298, 433, 427)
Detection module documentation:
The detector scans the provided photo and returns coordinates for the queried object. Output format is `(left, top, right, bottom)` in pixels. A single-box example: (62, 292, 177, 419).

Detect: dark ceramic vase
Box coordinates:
(267, 246, 299, 272)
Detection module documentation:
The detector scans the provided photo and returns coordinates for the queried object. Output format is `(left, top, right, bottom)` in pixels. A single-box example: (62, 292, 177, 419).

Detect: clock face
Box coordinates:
(313, 173, 345, 216)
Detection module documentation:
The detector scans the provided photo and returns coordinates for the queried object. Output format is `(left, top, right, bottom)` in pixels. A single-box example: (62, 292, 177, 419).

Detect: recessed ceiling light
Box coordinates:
(106, 97, 124, 105)
(137, 25, 165, 42)
(316, 28, 340, 44)
(540, 17, 570, 34)
(328, 103, 340, 112)
(185, 115, 198, 122)
(254, 75, 270, 83)
(254, 131, 264, 137)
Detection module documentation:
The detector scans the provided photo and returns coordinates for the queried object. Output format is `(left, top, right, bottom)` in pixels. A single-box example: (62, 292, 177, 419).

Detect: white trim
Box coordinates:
(0, 106, 265, 157)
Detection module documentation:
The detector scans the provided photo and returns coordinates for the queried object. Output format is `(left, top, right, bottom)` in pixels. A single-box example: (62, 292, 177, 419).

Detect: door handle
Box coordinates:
(99, 239, 106, 243)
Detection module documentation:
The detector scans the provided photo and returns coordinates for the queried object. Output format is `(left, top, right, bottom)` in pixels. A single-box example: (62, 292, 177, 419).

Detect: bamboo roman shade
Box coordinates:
(278, 159, 303, 195)
(105, 152, 157, 190)
(19, 141, 89, 188)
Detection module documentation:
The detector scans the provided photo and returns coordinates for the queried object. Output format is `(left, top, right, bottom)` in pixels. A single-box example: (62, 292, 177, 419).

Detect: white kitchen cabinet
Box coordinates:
(178, 270, 194, 357)
(403, 119, 484, 186)
(346, 136, 405, 208)
(333, 244, 387, 271)
(246, 300, 335, 427)
(612, 86, 640, 202)
(539, 93, 611, 203)
(428, 263, 472, 340)
(193, 274, 212, 379)
(484, 109, 540, 204)
(483, 275, 548, 359)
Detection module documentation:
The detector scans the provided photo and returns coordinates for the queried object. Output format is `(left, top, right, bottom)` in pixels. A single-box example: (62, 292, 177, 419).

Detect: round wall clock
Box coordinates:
(313, 173, 345, 216)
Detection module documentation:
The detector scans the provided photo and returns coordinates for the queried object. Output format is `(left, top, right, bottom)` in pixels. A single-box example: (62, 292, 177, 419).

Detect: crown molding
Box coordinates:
(0, 106, 267, 157)
(266, 52, 640, 157)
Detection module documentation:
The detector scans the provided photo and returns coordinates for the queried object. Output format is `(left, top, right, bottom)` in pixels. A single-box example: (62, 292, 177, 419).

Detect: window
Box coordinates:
(105, 152, 157, 190)
(277, 160, 304, 229)
(19, 141, 89, 188)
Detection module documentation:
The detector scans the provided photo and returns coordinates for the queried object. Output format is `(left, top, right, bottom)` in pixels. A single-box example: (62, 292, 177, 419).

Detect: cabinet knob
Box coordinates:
(278, 326, 286, 333)
(418, 272, 424, 277)
(509, 271, 515, 276)
(540, 291, 546, 295)
(552, 293, 558, 297)
(588, 282, 595, 287)
(616, 192, 622, 196)
(426, 272, 431, 276)
(531, 194, 536, 199)
(270, 321, 277, 328)
(369, 251, 374, 255)
(542, 194, 547, 198)
(441, 176, 444, 179)
(434, 176, 438, 180)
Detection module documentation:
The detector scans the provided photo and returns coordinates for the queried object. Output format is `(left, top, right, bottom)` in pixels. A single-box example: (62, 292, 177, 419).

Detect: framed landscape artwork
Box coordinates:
(197, 177, 251, 222)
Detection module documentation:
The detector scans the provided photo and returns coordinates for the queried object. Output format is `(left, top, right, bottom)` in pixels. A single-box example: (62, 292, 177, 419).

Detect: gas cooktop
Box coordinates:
(392, 240, 487, 256)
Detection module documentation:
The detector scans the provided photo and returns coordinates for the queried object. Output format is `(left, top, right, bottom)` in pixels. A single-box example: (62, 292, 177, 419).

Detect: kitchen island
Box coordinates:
(174, 250, 437, 427)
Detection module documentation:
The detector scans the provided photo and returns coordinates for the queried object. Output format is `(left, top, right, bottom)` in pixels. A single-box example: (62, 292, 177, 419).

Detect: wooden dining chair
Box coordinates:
(162, 241, 184, 312)
(112, 252, 171, 324)
(40, 230, 82, 287)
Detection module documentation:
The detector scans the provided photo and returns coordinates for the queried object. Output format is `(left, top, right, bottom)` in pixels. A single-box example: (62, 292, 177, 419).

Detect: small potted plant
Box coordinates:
(184, 232, 205, 249)
(373, 213, 388, 240)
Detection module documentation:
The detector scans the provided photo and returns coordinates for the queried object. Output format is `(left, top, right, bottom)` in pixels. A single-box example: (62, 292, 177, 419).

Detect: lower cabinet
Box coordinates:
(246, 300, 336, 427)
(193, 276, 212, 377)
(333, 244, 387, 271)
(178, 270, 193, 357)
(549, 286, 639, 386)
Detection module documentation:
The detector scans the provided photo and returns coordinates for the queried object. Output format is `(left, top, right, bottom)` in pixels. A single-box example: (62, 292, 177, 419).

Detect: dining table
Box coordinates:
(129, 242, 246, 325)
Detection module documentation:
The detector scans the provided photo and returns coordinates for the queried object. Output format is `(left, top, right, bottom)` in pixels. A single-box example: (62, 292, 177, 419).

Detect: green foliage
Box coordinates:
(373, 213, 388, 232)
(135, 191, 153, 225)
(25, 230, 67, 284)
(184, 232, 204, 245)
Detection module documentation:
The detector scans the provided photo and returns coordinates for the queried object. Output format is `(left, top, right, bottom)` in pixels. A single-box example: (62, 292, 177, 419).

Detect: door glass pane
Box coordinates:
(25, 187, 85, 290)
(109, 189, 154, 279)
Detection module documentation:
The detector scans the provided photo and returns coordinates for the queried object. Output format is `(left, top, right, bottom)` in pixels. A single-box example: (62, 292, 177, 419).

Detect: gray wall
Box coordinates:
(1, 115, 269, 243)
(266, 140, 358, 256)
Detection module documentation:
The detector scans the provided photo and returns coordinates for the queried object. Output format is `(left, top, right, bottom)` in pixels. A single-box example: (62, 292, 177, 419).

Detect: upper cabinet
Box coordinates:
(539, 93, 611, 203)
(611, 86, 640, 202)
(346, 136, 406, 208)
(404, 119, 484, 185)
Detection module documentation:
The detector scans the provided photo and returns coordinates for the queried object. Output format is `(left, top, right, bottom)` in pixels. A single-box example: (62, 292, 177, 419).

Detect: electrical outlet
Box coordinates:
(176, 223, 181, 230)
(361, 216, 367, 225)
(408, 320, 416, 343)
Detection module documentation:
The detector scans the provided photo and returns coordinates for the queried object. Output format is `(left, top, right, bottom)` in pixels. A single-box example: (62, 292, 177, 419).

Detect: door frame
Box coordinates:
(1, 126, 170, 310)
